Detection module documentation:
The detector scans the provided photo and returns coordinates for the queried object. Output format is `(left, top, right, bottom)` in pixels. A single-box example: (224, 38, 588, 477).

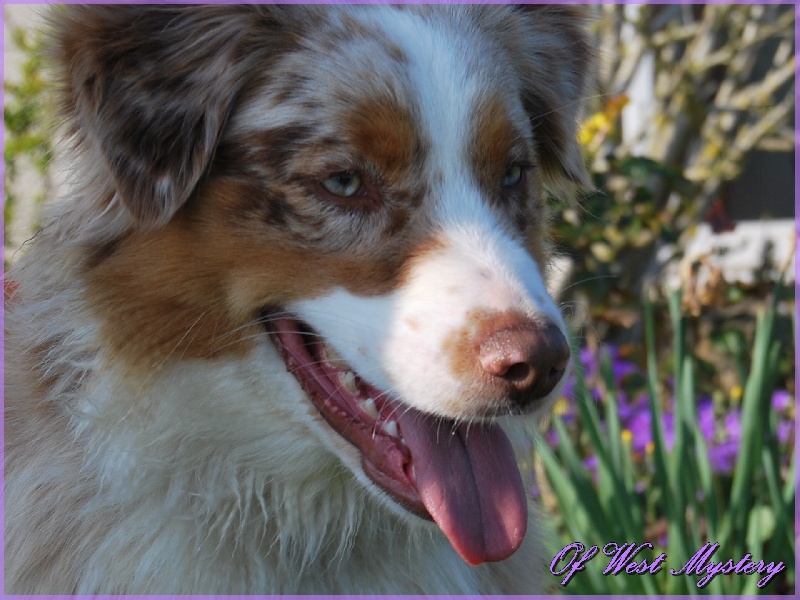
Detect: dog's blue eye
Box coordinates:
(321, 171, 364, 197)
(502, 164, 524, 187)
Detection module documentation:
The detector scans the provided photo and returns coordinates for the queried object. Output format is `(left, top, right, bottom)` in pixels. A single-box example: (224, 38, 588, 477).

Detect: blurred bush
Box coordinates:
(554, 3, 794, 333)
(4, 23, 54, 266)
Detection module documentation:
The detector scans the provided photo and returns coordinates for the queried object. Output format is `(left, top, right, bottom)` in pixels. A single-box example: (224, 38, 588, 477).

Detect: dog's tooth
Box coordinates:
(360, 397, 379, 419)
(383, 420, 399, 439)
(321, 343, 350, 370)
(319, 344, 331, 362)
(337, 371, 358, 395)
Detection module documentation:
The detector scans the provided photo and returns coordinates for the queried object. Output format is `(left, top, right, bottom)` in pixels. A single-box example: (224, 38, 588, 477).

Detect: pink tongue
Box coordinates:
(397, 412, 527, 565)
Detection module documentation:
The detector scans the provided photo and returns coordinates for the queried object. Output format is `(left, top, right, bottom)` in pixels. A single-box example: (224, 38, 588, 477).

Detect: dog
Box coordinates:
(4, 4, 591, 594)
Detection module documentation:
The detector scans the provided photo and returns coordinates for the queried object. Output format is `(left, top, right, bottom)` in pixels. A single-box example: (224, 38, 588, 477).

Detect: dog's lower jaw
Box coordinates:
(268, 315, 534, 566)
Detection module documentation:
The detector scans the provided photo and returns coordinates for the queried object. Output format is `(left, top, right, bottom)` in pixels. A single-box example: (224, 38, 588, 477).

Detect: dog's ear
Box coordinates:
(501, 5, 594, 196)
(50, 5, 293, 226)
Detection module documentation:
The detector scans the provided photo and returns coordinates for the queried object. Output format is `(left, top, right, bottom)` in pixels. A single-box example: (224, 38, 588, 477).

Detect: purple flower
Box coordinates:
(611, 359, 638, 382)
(772, 389, 793, 411)
(697, 397, 716, 442)
(598, 345, 638, 383)
(707, 440, 739, 473)
(777, 421, 793, 445)
(617, 402, 637, 423)
(662, 412, 675, 450)
(626, 409, 652, 454)
(582, 455, 599, 483)
(579, 347, 599, 375)
(722, 410, 742, 441)
(561, 376, 576, 400)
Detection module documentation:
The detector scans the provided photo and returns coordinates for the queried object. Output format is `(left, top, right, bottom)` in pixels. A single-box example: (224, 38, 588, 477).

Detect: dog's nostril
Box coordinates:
(478, 322, 570, 405)
(503, 362, 532, 384)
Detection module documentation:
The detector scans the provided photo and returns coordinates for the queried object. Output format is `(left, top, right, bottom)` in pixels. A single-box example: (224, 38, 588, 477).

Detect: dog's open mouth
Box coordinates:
(269, 316, 527, 566)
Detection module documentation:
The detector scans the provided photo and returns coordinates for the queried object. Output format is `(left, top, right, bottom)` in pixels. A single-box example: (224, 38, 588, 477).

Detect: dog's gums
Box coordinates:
(270, 316, 527, 565)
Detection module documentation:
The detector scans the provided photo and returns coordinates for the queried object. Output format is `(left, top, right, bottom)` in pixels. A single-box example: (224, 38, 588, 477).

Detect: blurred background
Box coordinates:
(3, 4, 796, 595)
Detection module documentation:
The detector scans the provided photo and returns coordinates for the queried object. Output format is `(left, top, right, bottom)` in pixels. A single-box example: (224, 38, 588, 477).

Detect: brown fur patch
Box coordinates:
(404, 317, 420, 331)
(468, 94, 542, 242)
(442, 308, 488, 383)
(470, 96, 525, 193)
(85, 220, 258, 372)
(346, 95, 426, 188)
(85, 177, 444, 371)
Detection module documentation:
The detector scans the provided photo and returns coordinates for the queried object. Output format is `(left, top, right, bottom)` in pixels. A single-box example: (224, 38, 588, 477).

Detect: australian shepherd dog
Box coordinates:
(4, 4, 592, 594)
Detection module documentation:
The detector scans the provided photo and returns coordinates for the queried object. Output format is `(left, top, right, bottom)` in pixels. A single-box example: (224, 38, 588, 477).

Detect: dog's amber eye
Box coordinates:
(321, 171, 365, 197)
(502, 164, 524, 187)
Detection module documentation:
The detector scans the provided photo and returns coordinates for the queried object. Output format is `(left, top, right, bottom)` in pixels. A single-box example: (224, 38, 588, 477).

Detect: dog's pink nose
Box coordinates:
(478, 320, 570, 407)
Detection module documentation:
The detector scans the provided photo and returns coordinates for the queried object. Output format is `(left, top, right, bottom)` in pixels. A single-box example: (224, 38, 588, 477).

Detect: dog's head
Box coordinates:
(53, 5, 591, 566)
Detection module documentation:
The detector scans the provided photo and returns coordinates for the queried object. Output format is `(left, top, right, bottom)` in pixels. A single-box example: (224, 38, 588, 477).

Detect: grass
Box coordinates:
(538, 280, 794, 594)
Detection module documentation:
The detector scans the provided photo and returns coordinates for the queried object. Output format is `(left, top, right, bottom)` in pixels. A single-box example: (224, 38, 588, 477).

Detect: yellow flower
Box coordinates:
(579, 113, 610, 146)
(579, 93, 630, 147)
(553, 397, 569, 416)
